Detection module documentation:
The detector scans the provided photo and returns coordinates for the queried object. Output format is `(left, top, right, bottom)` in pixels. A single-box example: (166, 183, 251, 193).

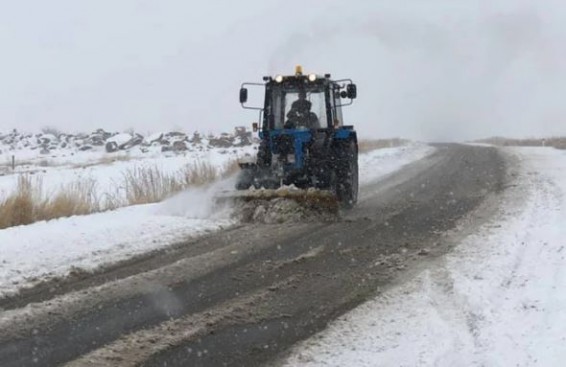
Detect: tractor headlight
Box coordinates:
(308, 73, 317, 82)
(275, 75, 283, 83)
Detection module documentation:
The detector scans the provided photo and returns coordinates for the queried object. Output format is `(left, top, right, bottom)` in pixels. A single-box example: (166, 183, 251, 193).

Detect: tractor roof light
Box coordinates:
(275, 75, 283, 83)
(308, 73, 317, 82)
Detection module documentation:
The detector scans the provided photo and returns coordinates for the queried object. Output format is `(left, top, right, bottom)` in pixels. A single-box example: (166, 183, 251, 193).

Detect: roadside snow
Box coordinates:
(0, 143, 432, 299)
(282, 146, 566, 367)
(0, 179, 235, 299)
(359, 143, 434, 185)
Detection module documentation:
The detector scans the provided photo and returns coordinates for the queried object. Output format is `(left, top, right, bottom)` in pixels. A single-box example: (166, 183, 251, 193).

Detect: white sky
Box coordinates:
(1, 0, 565, 141)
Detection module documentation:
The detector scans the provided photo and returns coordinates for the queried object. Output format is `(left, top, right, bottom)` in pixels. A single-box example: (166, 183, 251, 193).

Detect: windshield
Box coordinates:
(271, 87, 327, 129)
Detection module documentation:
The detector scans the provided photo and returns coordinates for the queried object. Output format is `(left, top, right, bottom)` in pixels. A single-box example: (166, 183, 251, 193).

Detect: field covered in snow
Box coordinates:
(0, 141, 433, 299)
(281, 146, 566, 367)
(0, 129, 256, 203)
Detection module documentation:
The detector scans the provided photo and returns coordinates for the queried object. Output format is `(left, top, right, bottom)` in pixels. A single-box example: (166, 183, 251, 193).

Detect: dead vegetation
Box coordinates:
(43, 179, 102, 220)
(0, 176, 100, 229)
(121, 166, 183, 206)
(0, 176, 37, 228)
(0, 160, 238, 229)
(358, 138, 409, 153)
(120, 160, 237, 206)
(475, 136, 566, 150)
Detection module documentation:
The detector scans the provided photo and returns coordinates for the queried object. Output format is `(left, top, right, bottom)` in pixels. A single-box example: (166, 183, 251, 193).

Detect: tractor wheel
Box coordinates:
(336, 141, 358, 209)
(235, 167, 256, 190)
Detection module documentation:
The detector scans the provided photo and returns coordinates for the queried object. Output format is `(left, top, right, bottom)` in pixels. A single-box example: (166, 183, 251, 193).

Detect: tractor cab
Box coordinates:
(237, 66, 359, 208)
(240, 66, 357, 133)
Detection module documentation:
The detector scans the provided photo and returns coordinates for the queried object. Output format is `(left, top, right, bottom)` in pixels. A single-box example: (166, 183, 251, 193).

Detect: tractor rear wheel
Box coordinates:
(336, 141, 358, 209)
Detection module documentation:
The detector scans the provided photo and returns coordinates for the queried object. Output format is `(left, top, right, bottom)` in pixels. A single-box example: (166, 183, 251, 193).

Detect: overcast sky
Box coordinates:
(1, 0, 565, 141)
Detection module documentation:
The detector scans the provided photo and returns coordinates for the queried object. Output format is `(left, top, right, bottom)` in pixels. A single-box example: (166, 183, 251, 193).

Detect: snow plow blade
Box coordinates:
(216, 187, 340, 213)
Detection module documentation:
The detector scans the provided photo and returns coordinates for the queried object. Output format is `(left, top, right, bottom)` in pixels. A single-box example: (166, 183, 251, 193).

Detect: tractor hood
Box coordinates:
(260, 129, 312, 170)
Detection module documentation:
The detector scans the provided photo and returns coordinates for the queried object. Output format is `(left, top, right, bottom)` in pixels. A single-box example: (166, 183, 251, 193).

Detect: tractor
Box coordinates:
(236, 66, 359, 209)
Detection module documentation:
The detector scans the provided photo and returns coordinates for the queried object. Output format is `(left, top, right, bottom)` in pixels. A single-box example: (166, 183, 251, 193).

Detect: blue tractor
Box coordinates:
(237, 66, 359, 208)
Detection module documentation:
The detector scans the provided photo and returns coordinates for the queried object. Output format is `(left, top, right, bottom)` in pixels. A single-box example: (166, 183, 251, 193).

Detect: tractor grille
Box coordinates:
(271, 134, 294, 155)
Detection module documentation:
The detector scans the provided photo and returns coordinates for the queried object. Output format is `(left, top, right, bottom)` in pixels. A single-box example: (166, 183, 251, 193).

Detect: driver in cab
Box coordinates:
(284, 91, 320, 129)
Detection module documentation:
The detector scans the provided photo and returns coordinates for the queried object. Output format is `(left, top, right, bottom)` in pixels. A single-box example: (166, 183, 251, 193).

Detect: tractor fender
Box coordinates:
(333, 128, 357, 144)
(332, 128, 358, 155)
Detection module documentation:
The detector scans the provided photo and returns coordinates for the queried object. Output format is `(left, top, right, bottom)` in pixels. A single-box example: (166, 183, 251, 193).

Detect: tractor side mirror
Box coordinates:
(239, 88, 248, 104)
(252, 122, 259, 132)
(347, 84, 357, 99)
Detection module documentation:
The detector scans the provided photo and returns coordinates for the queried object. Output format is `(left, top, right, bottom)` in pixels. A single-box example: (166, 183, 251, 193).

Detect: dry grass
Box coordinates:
(358, 138, 409, 153)
(179, 161, 219, 187)
(475, 136, 566, 150)
(0, 159, 239, 229)
(122, 166, 184, 205)
(40, 179, 101, 221)
(121, 160, 235, 205)
(0, 176, 37, 228)
(0, 176, 101, 229)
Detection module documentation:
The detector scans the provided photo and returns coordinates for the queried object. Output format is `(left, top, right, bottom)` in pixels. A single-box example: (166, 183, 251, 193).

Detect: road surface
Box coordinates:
(0, 144, 507, 367)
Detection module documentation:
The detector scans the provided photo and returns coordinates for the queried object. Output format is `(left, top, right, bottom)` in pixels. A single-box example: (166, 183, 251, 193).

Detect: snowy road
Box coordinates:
(0, 144, 506, 367)
(0, 143, 432, 300)
(281, 147, 566, 367)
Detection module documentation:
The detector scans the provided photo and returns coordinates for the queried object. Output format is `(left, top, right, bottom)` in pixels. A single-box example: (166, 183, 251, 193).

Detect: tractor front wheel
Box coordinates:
(235, 166, 256, 190)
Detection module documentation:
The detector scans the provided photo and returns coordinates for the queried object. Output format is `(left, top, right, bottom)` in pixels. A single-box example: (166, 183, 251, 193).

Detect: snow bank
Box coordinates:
(0, 202, 234, 299)
(359, 142, 434, 185)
